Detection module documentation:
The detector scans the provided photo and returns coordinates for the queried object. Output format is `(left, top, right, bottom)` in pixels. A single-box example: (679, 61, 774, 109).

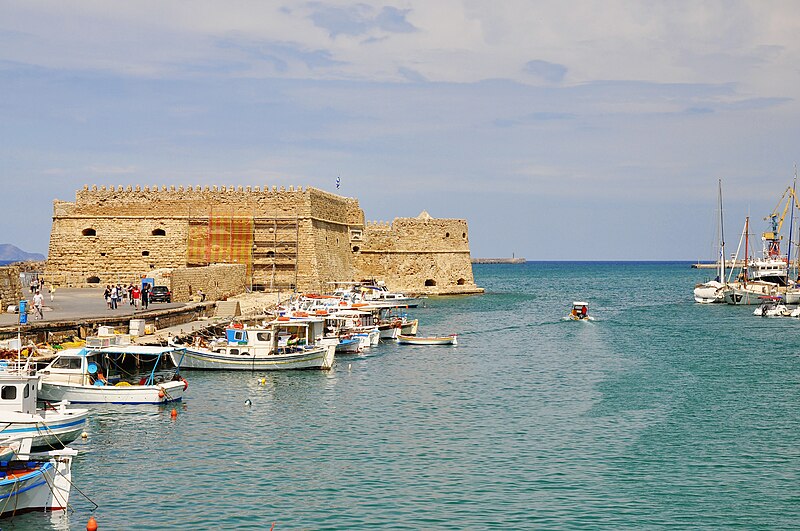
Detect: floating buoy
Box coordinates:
(86, 515, 98, 531)
(170, 408, 178, 419)
(245, 399, 252, 406)
(259, 377, 266, 385)
(81, 431, 88, 439)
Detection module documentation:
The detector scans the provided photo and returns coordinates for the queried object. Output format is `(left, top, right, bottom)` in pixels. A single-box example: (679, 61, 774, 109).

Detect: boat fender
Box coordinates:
(181, 376, 189, 390)
(158, 389, 165, 398)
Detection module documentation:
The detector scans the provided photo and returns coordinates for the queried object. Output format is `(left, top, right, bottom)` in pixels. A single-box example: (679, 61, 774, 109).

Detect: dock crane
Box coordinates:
(763, 185, 800, 258)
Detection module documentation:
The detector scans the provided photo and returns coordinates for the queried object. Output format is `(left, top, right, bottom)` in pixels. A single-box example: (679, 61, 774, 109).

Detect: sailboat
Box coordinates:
(724, 181, 800, 304)
(694, 180, 727, 303)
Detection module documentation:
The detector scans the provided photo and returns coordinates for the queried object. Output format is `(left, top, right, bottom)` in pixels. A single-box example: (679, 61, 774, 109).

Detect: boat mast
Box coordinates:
(744, 216, 749, 286)
(718, 179, 726, 283)
(788, 168, 798, 286)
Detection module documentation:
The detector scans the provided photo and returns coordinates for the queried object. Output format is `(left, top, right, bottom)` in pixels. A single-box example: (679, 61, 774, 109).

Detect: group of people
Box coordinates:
(104, 283, 151, 310)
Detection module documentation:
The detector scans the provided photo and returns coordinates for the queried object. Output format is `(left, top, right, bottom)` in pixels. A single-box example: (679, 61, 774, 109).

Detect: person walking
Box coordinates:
(110, 285, 119, 310)
(132, 284, 141, 310)
(128, 284, 135, 306)
(141, 283, 150, 310)
(49, 284, 55, 303)
(33, 290, 44, 320)
(104, 285, 112, 309)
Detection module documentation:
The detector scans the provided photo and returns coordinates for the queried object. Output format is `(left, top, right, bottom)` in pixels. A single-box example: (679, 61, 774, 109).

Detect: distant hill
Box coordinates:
(0, 244, 45, 262)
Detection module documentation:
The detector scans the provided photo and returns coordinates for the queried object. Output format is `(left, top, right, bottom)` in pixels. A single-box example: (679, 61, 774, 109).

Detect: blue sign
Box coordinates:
(18, 300, 27, 325)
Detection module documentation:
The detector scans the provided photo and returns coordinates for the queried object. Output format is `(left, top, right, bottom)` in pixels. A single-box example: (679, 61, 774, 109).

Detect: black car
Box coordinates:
(149, 285, 172, 303)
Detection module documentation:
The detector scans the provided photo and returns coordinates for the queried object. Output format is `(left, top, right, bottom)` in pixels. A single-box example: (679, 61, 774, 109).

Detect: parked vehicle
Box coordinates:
(150, 286, 172, 303)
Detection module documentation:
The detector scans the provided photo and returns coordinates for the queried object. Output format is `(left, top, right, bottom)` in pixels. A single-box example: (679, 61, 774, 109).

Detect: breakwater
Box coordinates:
(471, 258, 526, 264)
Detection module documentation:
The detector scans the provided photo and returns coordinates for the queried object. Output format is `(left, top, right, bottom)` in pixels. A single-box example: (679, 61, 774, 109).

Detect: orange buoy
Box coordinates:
(158, 390, 165, 398)
(87, 515, 98, 531)
(170, 408, 178, 419)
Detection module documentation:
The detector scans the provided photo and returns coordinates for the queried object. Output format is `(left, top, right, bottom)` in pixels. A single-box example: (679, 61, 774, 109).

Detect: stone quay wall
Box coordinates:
(170, 264, 247, 302)
(46, 185, 482, 296)
(0, 266, 22, 312)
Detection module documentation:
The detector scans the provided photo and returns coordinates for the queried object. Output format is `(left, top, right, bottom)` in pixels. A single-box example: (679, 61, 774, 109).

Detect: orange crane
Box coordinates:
(763, 185, 800, 258)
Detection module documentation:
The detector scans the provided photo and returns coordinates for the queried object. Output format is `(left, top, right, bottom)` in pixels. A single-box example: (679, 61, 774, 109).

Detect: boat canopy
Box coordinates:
(572, 301, 588, 307)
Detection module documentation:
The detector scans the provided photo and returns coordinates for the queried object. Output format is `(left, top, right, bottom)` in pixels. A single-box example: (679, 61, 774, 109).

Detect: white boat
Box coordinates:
(0, 437, 77, 515)
(567, 301, 594, 321)
(695, 180, 728, 304)
(396, 334, 457, 345)
(753, 297, 789, 317)
(38, 346, 187, 404)
(335, 338, 361, 354)
(171, 319, 337, 371)
(0, 370, 88, 451)
(357, 282, 421, 308)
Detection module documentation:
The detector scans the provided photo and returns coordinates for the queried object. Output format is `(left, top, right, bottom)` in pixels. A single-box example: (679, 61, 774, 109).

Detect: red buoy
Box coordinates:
(170, 408, 178, 419)
(87, 515, 98, 531)
(158, 390, 165, 398)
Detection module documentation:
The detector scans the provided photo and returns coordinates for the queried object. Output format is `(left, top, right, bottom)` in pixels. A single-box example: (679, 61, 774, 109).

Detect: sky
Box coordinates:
(2, 1, 800, 260)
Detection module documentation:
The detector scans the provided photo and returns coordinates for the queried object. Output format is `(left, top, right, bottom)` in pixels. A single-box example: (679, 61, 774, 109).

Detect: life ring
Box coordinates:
(315, 310, 328, 316)
(232, 323, 244, 329)
(356, 318, 362, 327)
(277, 316, 290, 322)
(373, 317, 379, 325)
(295, 311, 309, 317)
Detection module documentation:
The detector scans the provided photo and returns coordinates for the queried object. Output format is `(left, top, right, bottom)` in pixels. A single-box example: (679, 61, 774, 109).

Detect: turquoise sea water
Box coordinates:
(11, 262, 800, 530)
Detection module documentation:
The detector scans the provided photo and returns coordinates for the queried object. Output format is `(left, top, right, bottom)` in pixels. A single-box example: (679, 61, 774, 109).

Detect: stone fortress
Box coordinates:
(46, 185, 483, 301)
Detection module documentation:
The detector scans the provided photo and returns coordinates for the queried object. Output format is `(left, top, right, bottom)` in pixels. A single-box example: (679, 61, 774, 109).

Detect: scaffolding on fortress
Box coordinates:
(186, 207, 299, 291)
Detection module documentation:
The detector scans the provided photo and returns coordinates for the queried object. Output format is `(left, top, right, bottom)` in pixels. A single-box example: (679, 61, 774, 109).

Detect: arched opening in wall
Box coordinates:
(266, 251, 275, 258)
(82, 228, 96, 236)
(151, 228, 166, 236)
(352, 246, 360, 252)
(142, 251, 150, 257)
(445, 232, 450, 238)
(457, 278, 466, 285)
(425, 279, 437, 287)
(86, 276, 101, 284)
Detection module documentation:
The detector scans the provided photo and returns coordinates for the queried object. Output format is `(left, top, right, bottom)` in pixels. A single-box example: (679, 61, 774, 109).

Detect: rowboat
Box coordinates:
(396, 334, 457, 345)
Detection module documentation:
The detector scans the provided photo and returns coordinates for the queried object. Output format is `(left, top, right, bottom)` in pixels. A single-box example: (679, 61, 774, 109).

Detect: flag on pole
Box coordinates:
(336, 175, 341, 189)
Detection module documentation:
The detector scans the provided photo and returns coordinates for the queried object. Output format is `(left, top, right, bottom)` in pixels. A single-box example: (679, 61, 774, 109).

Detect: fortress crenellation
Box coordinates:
(47, 186, 482, 296)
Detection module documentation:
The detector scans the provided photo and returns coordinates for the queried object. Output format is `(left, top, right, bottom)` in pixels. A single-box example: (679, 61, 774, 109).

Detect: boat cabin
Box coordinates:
(0, 373, 38, 416)
(216, 319, 328, 356)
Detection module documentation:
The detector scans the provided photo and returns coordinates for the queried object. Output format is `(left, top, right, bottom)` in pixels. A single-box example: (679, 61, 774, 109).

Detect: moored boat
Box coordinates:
(37, 346, 187, 404)
(0, 438, 77, 515)
(396, 334, 457, 345)
(170, 319, 337, 371)
(0, 370, 88, 451)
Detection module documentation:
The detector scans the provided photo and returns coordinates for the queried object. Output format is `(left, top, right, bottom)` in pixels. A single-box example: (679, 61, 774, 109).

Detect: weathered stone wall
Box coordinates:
(46, 186, 482, 296)
(0, 266, 22, 312)
(170, 264, 247, 302)
(355, 213, 480, 294)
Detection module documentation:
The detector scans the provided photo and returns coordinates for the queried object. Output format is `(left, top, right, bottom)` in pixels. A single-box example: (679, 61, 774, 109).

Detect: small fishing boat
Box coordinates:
(170, 319, 337, 371)
(0, 437, 77, 515)
(567, 302, 593, 321)
(37, 346, 187, 404)
(752, 296, 790, 317)
(396, 334, 457, 345)
(335, 338, 361, 354)
(0, 369, 88, 451)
